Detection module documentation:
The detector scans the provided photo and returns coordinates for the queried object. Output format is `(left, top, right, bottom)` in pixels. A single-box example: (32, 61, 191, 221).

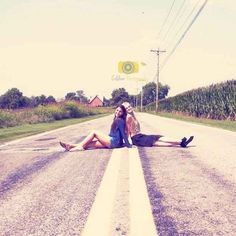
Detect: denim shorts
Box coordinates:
(110, 137, 122, 148)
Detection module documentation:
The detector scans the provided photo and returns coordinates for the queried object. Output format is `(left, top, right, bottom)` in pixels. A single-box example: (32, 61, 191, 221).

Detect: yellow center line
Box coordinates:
(129, 147, 158, 236)
(81, 148, 121, 236)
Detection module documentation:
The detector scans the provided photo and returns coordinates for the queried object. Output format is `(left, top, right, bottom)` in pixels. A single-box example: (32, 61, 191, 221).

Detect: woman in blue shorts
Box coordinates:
(59, 105, 131, 151)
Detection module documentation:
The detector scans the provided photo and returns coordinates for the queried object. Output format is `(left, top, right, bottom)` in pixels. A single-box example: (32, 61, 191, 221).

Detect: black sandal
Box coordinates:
(180, 137, 187, 147)
(185, 136, 194, 146)
(181, 136, 194, 147)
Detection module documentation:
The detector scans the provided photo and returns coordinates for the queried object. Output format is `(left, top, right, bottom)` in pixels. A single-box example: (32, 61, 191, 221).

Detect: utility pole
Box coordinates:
(150, 48, 166, 113)
(140, 86, 143, 112)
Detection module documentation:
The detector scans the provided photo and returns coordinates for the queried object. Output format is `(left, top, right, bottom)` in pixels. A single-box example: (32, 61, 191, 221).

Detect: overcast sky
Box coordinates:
(0, 0, 235, 99)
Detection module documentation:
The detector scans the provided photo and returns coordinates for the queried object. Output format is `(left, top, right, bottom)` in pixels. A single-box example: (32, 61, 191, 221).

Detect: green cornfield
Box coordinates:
(150, 80, 236, 120)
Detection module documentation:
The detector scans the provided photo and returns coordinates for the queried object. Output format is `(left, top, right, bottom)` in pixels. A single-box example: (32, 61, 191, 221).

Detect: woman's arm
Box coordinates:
(117, 119, 132, 147)
(126, 115, 133, 137)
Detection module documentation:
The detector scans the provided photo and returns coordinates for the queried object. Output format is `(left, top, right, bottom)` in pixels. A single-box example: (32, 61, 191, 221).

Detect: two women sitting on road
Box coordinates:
(59, 104, 132, 151)
(59, 102, 194, 151)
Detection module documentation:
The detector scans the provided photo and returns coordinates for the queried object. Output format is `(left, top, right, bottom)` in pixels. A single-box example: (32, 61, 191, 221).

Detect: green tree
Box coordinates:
(142, 82, 170, 106)
(0, 88, 26, 109)
(76, 90, 88, 103)
(30, 95, 48, 107)
(110, 88, 130, 106)
(38, 95, 47, 105)
(65, 92, 77, 100)
(129, 95, 137, 107)
(103, 96, 111, 107)
(46, 95, 56, 104)
(29, 96, 39, 107)
(65, 90, 88, 103)
(21, 96, 31, 107)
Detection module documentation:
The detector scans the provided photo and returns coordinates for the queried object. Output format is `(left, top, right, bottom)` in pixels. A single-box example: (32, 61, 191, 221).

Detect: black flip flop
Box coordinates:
(185, 136, 194, 146)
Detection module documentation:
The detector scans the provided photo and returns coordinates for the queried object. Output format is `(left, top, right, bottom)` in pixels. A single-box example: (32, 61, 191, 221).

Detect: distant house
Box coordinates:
(88, 95, 103, 107)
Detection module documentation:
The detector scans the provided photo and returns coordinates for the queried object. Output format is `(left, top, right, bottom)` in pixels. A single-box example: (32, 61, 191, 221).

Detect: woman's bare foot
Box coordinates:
(59, 141, 74, 151)
(74, 145, 85, 151)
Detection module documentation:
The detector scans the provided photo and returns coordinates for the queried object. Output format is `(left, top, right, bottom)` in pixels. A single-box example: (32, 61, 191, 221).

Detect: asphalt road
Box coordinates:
(0, 113, 235, 236)
(138, 113, 236, 236)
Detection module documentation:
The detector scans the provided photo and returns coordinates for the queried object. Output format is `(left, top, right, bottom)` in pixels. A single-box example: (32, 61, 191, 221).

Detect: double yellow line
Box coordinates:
(82, 147, 158, 236)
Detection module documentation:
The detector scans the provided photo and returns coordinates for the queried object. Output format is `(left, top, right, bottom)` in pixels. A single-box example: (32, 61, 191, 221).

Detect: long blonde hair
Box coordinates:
(122, 102, 136, 119)
(122, 102, 140, 134)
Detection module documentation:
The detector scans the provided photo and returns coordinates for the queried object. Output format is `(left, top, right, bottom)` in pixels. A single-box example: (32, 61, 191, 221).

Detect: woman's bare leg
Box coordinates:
(153, 136, 194, 147)
(60, 130, 111, 151)
(85, 140, 108, 149)
(153, 137, 181, 147)
(79, 130, 111, 149)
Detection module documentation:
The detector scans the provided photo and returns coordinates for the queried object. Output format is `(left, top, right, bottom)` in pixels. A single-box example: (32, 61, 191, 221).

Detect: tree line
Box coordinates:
(104, 82, 169, 107)
(0, 82, 170, 109)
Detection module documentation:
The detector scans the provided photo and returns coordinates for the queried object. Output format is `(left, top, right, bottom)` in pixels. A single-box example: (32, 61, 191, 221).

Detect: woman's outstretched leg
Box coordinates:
(153, 136, 194, 147)
(153, 137, 181, 147)
(84, 140, 109, 149)
(79, 130, 111, 149)
(60, 130, 111, 151)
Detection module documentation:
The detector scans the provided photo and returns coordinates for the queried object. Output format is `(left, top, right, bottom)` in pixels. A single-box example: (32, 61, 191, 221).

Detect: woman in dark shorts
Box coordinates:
(59, 105, 131, 151)
(131, 133, 163, 147)
(122, 102, 194, 148)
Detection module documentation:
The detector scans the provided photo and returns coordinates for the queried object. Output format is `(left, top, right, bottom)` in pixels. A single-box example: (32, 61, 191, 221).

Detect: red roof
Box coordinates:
(88, 95, 103, 104)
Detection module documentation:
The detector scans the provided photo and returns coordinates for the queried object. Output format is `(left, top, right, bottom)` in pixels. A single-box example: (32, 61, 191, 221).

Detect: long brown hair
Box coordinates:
(110, 105, 127, 132)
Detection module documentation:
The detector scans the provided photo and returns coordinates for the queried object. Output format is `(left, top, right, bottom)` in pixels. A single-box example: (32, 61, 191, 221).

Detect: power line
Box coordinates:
(160, 0, 209, 71)
(157, 0, 176, 40)
(163, 0, 190, 49)
(161, 0, 187, 44)
(166, 0, 202, 49)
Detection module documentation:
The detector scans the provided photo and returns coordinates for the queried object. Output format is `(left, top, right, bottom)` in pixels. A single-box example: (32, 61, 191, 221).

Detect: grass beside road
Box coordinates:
(0, 114, 108, 144)
(154, 112, 236, 132)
